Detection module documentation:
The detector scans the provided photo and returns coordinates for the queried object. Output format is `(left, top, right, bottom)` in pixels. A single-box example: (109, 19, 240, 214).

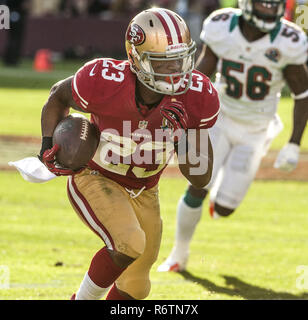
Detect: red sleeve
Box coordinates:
(71, 59, 99, 112)
(198, 79, 220, 129)
(186, 72, 220, 130)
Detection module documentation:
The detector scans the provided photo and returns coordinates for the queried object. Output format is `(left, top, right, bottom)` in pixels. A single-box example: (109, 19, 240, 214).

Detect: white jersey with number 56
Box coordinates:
(200, 8, 308, 127)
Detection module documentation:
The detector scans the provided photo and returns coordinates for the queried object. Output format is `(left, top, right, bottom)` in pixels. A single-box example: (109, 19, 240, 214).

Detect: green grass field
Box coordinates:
(0, 88, 306, 150)
(0, 172, 308, 300)
(0, 59, 306, 149)
(0, 62, 308, 300)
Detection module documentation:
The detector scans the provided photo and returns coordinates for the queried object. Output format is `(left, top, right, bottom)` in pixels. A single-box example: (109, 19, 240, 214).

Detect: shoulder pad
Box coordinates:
(186, 71, 220, 129)
(200, 8, 240, 54)
(72, 59, 101, 110)
(278, 20, 308, 65)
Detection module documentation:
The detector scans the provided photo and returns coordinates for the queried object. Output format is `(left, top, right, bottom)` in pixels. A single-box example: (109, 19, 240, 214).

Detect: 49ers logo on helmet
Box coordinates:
(126, 24, 146, 46)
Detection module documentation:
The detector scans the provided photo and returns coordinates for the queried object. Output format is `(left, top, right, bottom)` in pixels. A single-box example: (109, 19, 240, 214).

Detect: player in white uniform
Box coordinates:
(158, 0, 308, 272)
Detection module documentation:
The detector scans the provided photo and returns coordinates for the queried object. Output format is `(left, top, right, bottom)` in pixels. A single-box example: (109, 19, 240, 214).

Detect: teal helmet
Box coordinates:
(238, 0, 286, 32)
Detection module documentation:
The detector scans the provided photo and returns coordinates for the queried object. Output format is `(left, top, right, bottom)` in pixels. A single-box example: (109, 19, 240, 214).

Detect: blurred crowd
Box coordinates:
(24, 0, 222, 20)
(27, 0, 236, 49)
(0, 1, 306, 69)
(30, 0, 177, 18)
(28, 0, 232, 41)
(0, 0, 225, 18)
(0, 0, 237, 66)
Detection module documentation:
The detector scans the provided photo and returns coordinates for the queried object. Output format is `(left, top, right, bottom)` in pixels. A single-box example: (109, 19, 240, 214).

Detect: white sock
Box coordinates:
(173, 197, 203, 256)
(75, 272, 111, 300)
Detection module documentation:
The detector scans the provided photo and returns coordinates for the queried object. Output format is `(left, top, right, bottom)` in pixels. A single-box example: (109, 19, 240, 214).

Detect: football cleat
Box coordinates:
(209, 201, 220, 219)
(157, 248, 188, 272)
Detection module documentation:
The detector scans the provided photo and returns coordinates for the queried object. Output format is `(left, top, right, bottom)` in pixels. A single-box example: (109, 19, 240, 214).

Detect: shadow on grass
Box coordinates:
(178, 271, 308, 300)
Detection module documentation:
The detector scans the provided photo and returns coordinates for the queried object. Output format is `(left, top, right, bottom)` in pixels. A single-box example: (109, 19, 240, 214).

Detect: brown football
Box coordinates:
(52, 114, 99, 170)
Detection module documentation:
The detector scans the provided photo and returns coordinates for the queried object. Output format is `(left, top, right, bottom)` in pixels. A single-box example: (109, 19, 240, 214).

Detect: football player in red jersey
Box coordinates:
(39, 8, 220, 300)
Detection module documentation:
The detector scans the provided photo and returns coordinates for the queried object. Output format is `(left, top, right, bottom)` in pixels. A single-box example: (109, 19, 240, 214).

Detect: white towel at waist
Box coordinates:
(8, 157, 57, 183)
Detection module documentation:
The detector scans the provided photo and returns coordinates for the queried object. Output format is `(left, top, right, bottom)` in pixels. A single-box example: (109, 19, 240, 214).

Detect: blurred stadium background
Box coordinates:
(0, 0, 307, 176)
(0, 0, 308, 300)
(0, 0, 235, 68)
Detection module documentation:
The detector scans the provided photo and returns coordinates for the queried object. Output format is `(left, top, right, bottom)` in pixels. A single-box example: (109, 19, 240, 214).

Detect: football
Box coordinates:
(52, 114, 100, 170)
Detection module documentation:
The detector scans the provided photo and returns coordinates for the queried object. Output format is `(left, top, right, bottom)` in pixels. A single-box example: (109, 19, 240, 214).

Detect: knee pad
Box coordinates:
(230, 145, 254, 173)
(115, 226, 146, 259)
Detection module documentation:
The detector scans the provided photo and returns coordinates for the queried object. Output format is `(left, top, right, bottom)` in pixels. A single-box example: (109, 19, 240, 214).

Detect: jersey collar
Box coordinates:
(230, 11, 282, 44)
(229, 11, 241, 33)
(269, 22, 282, 43)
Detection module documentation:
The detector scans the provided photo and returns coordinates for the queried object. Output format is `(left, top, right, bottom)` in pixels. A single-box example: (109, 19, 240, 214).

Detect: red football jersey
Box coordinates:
(71, 58, 220, 190)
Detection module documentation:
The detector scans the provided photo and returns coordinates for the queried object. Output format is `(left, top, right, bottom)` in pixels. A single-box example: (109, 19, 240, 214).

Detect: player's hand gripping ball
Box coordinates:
(42, 115, 100, 176)
(42, 144, 78, 176)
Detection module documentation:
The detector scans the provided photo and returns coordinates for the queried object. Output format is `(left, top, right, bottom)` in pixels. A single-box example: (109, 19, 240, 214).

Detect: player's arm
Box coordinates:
(40, 76, 86, 175)
(195, 44, 218, 78)
(284, 64, 308, 145)
(41, 76, 83, 137)
(160, 100, 214, 189)
(274, 64, 308, 171)
(176, 129, 213, 189)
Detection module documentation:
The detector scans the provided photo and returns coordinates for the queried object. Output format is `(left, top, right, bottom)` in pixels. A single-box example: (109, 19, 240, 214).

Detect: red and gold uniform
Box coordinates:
(67, 57, 219, 298)
(72, 58, 219, 189)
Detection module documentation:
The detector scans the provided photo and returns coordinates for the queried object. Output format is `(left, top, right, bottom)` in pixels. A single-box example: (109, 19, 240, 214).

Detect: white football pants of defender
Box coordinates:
(207, 112, 283, 210)
(157, 112, 283, 272)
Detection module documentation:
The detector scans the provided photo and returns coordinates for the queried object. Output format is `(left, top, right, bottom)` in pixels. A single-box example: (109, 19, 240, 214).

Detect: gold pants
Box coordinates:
(67, 169, 162, 299)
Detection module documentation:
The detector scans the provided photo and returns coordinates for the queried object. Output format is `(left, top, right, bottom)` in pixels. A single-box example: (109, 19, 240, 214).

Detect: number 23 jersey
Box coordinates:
(71, 58, 220, 190)
(200, 8, 308, 126)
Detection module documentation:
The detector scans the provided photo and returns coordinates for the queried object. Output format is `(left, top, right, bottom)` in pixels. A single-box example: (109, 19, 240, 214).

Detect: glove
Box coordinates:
(274, 142, 300, 172)
(40, 144, 79, 176)
(160, 100, 188, 145)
